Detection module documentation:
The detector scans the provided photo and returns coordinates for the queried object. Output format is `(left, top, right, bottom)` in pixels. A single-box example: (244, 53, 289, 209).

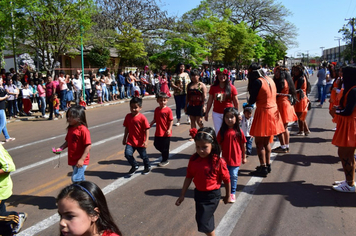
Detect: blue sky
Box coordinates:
(160, 0, 355, 58)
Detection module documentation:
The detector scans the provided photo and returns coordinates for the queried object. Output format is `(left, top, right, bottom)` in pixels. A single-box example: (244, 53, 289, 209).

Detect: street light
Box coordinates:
(320, 47, 325, 61)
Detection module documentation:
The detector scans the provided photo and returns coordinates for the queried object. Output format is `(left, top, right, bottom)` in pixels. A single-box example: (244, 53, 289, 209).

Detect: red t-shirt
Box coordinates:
(123, 113, 150, 147)
(46, 81, 55, 98)
(102, 230, 120, 236)
(65, 125, 91, 166)
(209, 85, 238, 114)
(53, 98, 60, 110)
(186, 153, 230, 191)
(217, 128, 247, 167)
(153, 106, 173, 137)
(80, 101, 86, 107)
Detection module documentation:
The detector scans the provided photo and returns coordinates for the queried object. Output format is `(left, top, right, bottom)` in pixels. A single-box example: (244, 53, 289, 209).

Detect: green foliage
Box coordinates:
(114, 23, 147, 64)
(87, 46, 110, 68)
(262, 35, 287, 66)
(22, 0, 96, 72)
(149, 33, 209, 69)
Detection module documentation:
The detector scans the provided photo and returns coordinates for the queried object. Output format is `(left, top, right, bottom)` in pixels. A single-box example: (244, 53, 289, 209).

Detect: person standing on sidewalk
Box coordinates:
(316, 62, 328, 106)
(58, 71, 68, 111)
(0, 78, 15, 143)
(46, 75, 56, 120)
(331, 66, 356, 193)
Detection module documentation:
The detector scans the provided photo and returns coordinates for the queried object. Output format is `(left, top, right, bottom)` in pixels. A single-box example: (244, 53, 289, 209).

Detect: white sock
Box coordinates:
(281, 145, 286, 149)
(285, 144, 289, 148)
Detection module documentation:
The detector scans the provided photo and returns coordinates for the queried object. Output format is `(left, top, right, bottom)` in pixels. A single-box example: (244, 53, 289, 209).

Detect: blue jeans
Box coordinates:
(124, 145, 150, 167)
(317, 84, 325, 102)
(102, 87, 109, 102)
(60, 90, 67, 110)
(38, 96, 46, 116)
(85, 89, 91, 104)
(227, 165, 240, 194)
(246, 136, 253, 155)
(71, 165, 87, 183)
(126, 85, 131, 97)
(7, 100, 17, 117)
(323, 84, 332, 104)
(0, 109, 10, 139)
(174, 94, 186, 120)
(119, 85, 125, 99)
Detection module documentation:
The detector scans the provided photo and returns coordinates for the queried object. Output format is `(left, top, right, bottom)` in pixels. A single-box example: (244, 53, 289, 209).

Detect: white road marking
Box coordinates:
(18, 141, 195, 236)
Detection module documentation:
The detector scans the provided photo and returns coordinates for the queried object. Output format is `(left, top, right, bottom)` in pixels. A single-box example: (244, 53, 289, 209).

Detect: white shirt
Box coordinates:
(72, 78, 82, 91)
(240, 114, 253, 137)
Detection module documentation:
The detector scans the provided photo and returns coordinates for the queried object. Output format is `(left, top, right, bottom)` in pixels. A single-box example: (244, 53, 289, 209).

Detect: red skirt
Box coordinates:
(250, 106, 285, 137)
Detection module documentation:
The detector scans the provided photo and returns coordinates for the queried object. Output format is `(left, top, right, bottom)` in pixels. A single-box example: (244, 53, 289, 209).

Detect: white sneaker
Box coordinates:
(333, 180, 346, 185)
(332, 181, 356, 193)
(187, 117, 191, 124)
(174, 122, 180, 126)
(12, 212, 27, 234)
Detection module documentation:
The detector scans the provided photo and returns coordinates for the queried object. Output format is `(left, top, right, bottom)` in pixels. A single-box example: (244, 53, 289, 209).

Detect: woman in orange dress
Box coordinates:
(329, 67, 343, 120)
(331, 66, 356, 193)
(292, 65, 311, 136)
(247, 63, 285, 177)
(272, 67, 298, 153)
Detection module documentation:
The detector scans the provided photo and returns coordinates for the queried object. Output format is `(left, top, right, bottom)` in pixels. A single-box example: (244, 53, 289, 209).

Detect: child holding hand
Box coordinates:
(217, 107, 247, 203)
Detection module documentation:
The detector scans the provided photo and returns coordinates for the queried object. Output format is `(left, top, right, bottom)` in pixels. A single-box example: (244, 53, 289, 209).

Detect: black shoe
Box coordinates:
(250, 166, 268, 177)
(142, 166, 151, 175)
(286, 147, 289, 152)
(267, 164, 271, 173)
(272, 146, 288, 153)
(128, 165, 139, 175)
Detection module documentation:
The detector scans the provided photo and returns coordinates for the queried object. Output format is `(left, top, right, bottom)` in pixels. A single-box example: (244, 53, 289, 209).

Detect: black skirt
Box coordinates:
(186, 105, 204, 117)
(194, 188, 221, 233)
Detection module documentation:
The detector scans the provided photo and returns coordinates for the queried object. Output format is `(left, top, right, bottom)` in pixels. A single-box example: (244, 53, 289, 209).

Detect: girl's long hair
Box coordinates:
(340, 66, 356, 107)
(219, 107, 241, 143)
(247, 63, 262, 94)
(66, 105, 88, 129)
(57, 181, 122, 236)
(274, 67, 298, 105)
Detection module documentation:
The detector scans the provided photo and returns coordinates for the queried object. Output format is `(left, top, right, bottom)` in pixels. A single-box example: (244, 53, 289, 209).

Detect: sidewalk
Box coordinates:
(7, 95, 157, 123)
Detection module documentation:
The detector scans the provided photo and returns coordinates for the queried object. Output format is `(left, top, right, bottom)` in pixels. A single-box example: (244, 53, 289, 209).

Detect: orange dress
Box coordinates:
(277, 80, 298, 124)
(332, 86, 356, 147)
(250, 77, 285, 137)
(329, 79, 339, 110)
(332, 88, 344, 124)
(294, 77, 308, 121)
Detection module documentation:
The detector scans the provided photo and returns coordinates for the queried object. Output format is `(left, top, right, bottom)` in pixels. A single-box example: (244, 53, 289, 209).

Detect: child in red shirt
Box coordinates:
(57, 181, 122, 236)
(79, 96, 87, 110)
(54, 105, 91, 182)
(176, 127, 231, 236)
(149, 92, 173, 167)
(53, 93, 62, 119)
(123, 97, 151, 175)
(217, 107, 247, 203)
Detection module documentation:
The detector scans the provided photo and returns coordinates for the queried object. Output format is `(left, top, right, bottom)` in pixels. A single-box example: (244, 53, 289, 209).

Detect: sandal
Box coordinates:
(5, 137, 15, 142)
(296, 132, 305, 136)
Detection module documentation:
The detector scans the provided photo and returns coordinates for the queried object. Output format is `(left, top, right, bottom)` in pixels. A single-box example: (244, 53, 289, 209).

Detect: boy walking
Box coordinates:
(123, 97, 151, 175)
(150, 93, 173, 167)
(0, 144, 27, 235)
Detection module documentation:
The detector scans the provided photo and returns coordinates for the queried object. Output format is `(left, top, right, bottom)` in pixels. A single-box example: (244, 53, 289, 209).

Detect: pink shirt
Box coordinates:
(37, 84, 46, 97)
(59, 76, 68, 91)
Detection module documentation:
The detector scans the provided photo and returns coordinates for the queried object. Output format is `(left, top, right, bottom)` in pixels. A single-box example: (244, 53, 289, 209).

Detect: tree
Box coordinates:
(114, 23, 147, 66)
(182, 0, 297, 46)
(149, 33, 209, 69)
(223, 22, 258, 66)
(262, 35, 287, 66)
(22, 0, 96, 74)
(87, 46, 110, 68)
(339, 18, 355, 62)
(0, 0, 28, 69)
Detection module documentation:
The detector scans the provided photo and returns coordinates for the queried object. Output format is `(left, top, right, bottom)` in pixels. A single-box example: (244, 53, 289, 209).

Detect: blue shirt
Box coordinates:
(118, 74, 126, 86)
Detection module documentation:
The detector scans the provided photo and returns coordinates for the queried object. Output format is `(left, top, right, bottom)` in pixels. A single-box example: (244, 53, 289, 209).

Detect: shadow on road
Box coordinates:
(7, 194, 56, 210)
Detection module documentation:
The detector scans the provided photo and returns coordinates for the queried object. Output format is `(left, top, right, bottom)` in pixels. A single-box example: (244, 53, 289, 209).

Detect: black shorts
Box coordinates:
(186, 105, 204, 117)
(194, 188, 221, 233)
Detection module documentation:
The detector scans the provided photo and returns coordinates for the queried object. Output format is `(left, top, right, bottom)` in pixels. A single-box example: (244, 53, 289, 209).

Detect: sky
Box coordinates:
(160, 0, 356, 58)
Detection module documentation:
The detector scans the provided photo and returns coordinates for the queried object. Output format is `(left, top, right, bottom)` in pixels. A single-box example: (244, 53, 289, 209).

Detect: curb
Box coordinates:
(7, 95, 158, 124)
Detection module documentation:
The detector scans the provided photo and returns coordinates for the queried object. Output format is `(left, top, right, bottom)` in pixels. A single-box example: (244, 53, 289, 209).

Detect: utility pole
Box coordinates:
(320, 47, 324, 62)
(10, 1, 17, 72)
(306, 50, 309, 67)
(345, 18, 355, 63)
(335, 37, 342, 64)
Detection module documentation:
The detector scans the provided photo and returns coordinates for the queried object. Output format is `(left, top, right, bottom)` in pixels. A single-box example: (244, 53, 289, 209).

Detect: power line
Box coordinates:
(345, 0, 352, 18)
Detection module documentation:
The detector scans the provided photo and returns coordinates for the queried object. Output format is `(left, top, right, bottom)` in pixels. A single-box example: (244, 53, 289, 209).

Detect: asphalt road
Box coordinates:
(4, 74, 355, 236)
